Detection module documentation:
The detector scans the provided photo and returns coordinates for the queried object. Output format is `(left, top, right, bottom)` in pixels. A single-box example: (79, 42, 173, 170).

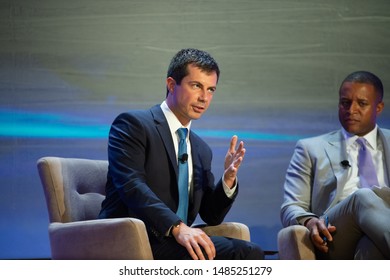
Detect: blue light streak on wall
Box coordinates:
(0, 109, 302, 141)
(0, 109, 109, 138)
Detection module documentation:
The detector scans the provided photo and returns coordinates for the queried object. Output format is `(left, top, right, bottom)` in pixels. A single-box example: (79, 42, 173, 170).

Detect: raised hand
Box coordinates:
(223, 135, 246, 188)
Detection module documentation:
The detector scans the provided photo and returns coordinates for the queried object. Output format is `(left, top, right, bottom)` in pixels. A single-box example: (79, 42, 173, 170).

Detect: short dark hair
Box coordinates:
(166, 48, 220, 96)
(340, 71, 384, 101)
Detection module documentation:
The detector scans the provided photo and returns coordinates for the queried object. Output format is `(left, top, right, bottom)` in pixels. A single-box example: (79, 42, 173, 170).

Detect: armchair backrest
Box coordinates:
(37, 157, 108, 223)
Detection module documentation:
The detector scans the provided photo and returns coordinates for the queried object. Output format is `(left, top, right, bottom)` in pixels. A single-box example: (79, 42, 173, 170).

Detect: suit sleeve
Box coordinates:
(280, 140, 317, 227)
(194, 139, 237, 226)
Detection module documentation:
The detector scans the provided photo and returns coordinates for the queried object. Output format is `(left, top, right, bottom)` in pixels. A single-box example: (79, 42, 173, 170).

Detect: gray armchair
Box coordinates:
(37, 156, 251, 259)
(277, 225, 316, 260)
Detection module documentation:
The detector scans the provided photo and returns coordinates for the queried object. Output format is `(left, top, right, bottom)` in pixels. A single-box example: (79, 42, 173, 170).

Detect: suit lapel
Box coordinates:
(379, 129, 390, 184)
(323, 130, 348, 211)
(324, 130, 347, 175)
(150, 105, 178, 176)
(188, 132, 208, 224)
(189, 132, 200, 204)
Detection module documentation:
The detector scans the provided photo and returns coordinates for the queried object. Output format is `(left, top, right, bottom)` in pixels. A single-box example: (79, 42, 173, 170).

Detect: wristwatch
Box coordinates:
(169, 220, 182, 236)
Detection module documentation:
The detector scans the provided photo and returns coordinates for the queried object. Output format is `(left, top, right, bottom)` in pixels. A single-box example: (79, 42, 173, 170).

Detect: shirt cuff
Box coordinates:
(298, 216, 315, 226)
(222, 176, 237, 198)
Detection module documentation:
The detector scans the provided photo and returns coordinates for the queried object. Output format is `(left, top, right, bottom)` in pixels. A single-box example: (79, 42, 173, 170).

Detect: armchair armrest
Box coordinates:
(49, 218, 153, 260)
(194, 222, 251, 241)
(277, 225, 316, 260)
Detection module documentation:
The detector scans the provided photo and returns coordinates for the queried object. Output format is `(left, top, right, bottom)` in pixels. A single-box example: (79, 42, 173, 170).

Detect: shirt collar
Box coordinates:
(342, 125, 378, 150)
(160, 100, 191, 137)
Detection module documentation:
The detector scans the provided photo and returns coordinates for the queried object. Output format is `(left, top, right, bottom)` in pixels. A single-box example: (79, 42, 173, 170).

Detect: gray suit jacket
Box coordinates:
(281, 128, 390, 227)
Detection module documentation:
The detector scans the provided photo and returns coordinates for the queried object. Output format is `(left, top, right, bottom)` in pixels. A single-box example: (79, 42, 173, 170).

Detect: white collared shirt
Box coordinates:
(160, 101, 193, 190)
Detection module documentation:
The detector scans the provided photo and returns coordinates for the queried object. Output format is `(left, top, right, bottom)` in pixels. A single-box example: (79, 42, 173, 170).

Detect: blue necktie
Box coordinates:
(356, 137, 379, 188)
(176, 128, 188, 224)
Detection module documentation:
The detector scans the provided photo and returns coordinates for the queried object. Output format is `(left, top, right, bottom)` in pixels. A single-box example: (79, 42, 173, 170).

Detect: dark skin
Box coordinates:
(307, 81, 384, 253)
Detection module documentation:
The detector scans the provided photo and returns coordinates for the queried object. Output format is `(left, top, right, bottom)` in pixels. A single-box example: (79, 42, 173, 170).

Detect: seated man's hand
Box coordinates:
(306, 217, 337, 253)
(171, 222, 216, 260)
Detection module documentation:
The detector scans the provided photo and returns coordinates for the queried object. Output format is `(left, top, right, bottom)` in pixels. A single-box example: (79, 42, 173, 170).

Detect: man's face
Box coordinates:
(338, 81, 384, 136)
(166, 64, 218, 125)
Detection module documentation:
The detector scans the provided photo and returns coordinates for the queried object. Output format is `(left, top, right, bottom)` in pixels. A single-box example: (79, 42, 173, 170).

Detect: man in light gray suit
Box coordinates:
(281, 71, 390, 259)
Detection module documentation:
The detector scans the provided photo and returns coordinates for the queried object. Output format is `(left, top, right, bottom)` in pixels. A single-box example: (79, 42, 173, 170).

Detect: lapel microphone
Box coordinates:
(179, 153, 188, 164)
(341, 160, 351, 168)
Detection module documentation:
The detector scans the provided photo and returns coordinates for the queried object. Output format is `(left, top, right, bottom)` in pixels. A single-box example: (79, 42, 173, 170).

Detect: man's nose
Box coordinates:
(199, 90, 209, 102)
(348, 102, 358, 113)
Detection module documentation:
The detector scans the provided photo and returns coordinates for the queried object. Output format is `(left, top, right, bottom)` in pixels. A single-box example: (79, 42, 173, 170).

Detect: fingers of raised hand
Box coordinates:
(229, 135, 238, 153)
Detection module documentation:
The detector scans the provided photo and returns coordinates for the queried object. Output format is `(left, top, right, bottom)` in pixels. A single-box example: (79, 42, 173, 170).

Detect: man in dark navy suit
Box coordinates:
(99, 48, 264, 260)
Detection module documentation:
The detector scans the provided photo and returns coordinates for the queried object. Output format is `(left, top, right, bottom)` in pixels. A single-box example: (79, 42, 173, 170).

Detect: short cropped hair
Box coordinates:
(340, 71, 384, 101)
(166, 48, 220, 96)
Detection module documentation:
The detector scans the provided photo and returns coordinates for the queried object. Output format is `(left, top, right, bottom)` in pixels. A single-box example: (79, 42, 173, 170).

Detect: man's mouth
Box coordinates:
(192, 105, 205, 113)
(345, 118, 359, 124)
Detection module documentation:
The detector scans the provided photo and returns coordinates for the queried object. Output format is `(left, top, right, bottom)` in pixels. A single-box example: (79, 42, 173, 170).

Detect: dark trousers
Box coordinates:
(152, 236, 264, 260)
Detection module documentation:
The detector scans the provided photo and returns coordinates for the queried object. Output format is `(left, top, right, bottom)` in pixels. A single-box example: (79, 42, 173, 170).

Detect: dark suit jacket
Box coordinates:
(99, 104, 237, 243)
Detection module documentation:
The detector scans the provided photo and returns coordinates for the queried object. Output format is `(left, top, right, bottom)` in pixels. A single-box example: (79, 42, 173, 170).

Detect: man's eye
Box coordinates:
(358, 101, 368, 106)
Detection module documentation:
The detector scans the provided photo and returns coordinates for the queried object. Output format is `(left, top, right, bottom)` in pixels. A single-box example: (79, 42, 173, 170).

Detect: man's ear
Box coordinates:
(166, 77, 176, 94)
(376, 101, 384, 115)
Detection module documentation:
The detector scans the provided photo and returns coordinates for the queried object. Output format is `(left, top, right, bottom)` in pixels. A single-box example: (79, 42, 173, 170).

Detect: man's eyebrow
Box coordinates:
(187, 80, 216, 89)
(188, 80, 201, 85)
